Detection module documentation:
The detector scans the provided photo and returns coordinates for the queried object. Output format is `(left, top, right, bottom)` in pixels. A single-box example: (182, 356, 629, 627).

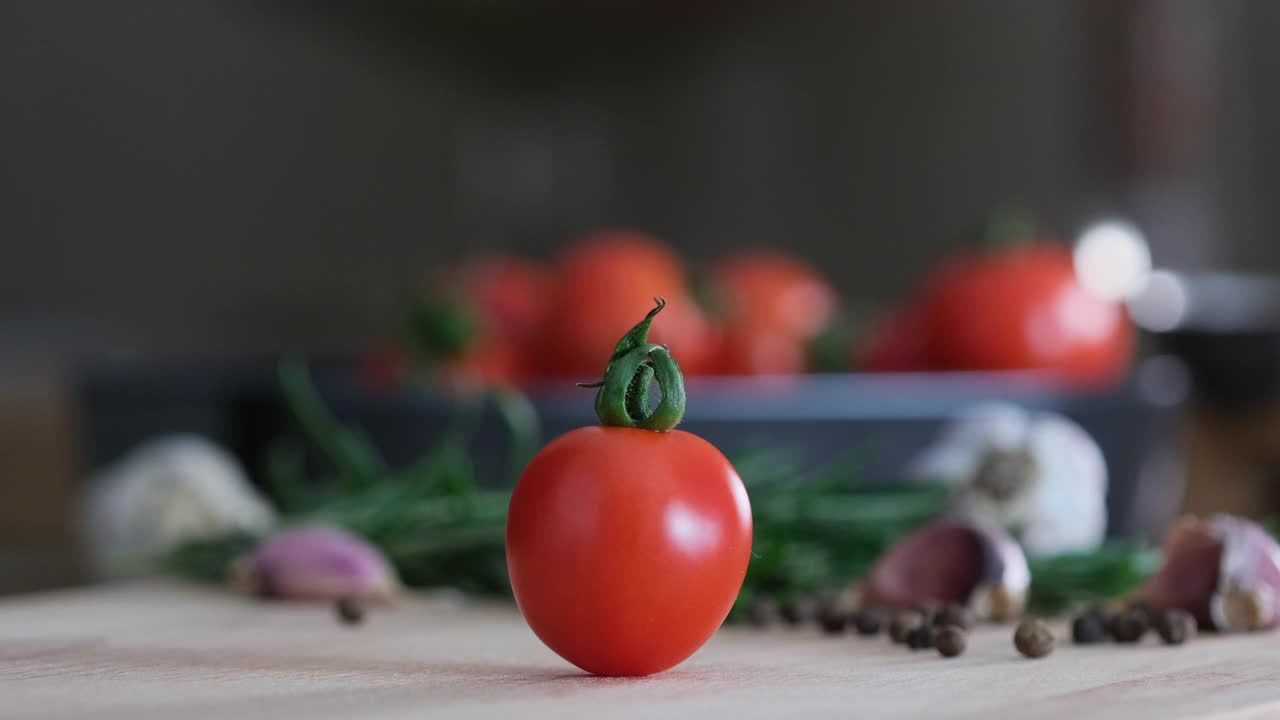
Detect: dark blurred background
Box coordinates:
(4, 0, 1280, 594)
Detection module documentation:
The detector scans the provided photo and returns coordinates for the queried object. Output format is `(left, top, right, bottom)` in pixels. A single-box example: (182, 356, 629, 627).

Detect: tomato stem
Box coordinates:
(586, 297, 686, 431)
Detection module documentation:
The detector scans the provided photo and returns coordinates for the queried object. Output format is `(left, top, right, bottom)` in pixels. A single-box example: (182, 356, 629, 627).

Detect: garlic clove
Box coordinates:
(862, 517, 1029, 621)
(1140, 514, 1280, 631)
(236, 525, 400, 602)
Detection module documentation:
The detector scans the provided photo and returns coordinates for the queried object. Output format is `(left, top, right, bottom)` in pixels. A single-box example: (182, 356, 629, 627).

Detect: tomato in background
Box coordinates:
(918, 243, 1133, 384)
(454, 257, 550, 351)
(362, 255, 548, 391)
(707, 251, 837, 375)
(435, 337, 522, 390)
(542, 229, 715, 378)
(715, 325, 808, 375)
(856, 305, 931, 373)
(710, 251, 837, 339)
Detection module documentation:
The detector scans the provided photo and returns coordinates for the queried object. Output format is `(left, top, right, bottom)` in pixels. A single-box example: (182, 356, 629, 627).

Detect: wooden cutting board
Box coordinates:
(3, 580, 1280, 720)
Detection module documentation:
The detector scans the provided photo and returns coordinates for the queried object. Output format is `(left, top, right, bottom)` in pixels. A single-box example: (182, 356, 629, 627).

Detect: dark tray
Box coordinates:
(75, 360, 1177, 539)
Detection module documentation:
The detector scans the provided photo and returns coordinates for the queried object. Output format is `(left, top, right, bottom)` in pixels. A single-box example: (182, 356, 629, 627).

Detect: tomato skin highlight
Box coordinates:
(506, 426, 753, 677)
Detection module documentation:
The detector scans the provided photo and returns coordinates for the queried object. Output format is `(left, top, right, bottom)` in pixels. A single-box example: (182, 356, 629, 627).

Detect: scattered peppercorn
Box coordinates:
(906, 623, 936, 650)
(936, 625, 967, 658)
(780, 596, 817, 626)
(1109, 609, 1148, 643)
(1071, 612, 1108, 644)
(335, 596, 365, 626)
(854, 607, 886, 636)
(817, 605, 849, 635)
(747, 597, 777, 628)
(1014, 618, 1054, 658)
(933, 603, 975, 631)
(889, 610, 925, 644)
(1156, 609, 1196, 645)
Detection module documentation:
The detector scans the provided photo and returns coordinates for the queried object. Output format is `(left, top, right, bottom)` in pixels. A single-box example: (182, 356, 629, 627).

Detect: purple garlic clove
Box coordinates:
(232, 526, 399, 602)
(1141, 514, 1280, 632)
(861, 517, 1030, 622)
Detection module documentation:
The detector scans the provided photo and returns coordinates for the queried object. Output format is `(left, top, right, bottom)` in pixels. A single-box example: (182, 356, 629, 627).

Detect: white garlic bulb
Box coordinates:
(82, 434, 276, 576)
(908, 402, 1108, 556)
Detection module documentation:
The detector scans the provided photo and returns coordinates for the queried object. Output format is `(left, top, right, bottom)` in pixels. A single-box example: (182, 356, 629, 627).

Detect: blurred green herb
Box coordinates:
(1026, 542, 1161, 614)
(167, 360, 1159, 617)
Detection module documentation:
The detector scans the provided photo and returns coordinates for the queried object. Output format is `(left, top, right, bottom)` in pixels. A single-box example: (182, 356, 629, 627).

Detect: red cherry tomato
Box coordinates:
(543, 230, 715, 378)
(384, 256, 548, 390)
(919, 244, 1133, 383)
(711, 252, 837, 341)
(714, 325, 808, 375)
(506, 426, 752, 676)
(857, 305, 931, 373)
(454, 257, 550, 349)
(436, 337, 522, 390)
(707, 252, 837, 375)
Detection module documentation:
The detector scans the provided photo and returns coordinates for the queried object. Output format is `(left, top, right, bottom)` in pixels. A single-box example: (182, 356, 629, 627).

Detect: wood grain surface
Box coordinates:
(3, 581, 1280, 720)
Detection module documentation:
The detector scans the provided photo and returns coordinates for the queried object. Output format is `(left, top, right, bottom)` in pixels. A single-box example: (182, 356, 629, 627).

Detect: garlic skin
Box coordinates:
(82, 435, 276, 577)
(908, 402, 1108, 556)
(234, 525, 399, 602)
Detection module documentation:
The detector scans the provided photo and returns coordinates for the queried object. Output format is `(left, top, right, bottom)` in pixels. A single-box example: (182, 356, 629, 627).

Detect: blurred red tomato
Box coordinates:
(711, 252, 837, 340)
(707, 251, 837, 375)
(714, 326, 808, 375)
(362, 256, 549, 391)
(436, 337, 522, 390)
(857, 305, 930, 373)
(454, 257, 550, 350)
(543, 230, 715, 378)
(919, 243, 1133, 383)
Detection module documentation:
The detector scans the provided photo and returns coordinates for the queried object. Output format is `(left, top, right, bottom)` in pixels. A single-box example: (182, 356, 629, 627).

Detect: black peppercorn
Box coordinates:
(1014, 618, 1054, 658)
(854, 607, 886, 636)
(935, 625, 967, 658)
(1071, 612, 1108, 644)
(906, 622, 936, 650)
(933, 603, 975, 631)
(335, 596, 365, 626)
(1155, 609, 1196, 645)
(1109, 609, 1148, 643)
(889, 610, 924, 644)
(779, 596, 816, 626)
(817, 605, 849, 635)
(747, 597, 777, 628)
